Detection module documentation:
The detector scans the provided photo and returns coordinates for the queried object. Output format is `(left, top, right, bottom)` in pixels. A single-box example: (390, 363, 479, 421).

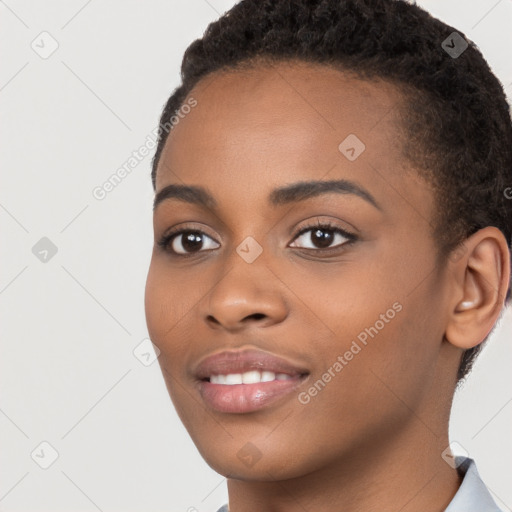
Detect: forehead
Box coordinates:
(155, 61, 432, 223)
(158, 62, 403, 177)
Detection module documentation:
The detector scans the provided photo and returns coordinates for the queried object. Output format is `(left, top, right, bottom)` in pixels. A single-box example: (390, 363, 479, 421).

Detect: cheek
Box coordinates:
(284, 306, 435, 459)
(144, 263, 200, 419)
(144, 264, 173, 342)
(288, 264, 438, 429)
(348, 293, 443, 419)
(144, 258, 201, 344)
(144, 259, 216, 395)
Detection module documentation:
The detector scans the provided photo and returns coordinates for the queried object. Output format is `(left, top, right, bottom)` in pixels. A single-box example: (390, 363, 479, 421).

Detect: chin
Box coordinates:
(192, 437, 323, 482)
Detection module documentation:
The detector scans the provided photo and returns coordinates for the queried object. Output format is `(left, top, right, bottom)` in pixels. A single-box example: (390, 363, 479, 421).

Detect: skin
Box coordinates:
(144, 61, 510, 512)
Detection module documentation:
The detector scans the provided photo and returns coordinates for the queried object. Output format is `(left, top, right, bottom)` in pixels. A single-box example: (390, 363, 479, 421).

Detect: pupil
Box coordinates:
(182, 231, 203, 252)
(312, 228, 333, 248)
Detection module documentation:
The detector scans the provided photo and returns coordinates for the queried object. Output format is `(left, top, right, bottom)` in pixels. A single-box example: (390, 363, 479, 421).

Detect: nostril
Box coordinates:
(247, 313, 266, 321)
(206, 315, 221, 325)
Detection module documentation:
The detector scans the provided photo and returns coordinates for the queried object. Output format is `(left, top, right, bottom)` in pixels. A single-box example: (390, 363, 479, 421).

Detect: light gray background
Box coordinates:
(1, 1, 511, 510)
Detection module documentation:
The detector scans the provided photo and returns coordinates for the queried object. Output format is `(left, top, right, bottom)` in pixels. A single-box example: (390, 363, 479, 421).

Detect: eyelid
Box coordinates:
(161, 222, 219, 241)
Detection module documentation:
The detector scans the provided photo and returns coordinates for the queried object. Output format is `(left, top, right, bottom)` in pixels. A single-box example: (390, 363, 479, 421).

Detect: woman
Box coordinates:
(145, 0, 511, 510)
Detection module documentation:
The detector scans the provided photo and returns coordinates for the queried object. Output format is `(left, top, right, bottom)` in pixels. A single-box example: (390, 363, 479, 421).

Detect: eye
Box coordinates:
(289, 221, 356, 251)
(158, 228, 220, 256)
(157, 221, 356, 258)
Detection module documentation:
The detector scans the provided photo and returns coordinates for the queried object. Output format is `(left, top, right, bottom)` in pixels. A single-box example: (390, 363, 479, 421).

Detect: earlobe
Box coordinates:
(444, 227, 510, 350)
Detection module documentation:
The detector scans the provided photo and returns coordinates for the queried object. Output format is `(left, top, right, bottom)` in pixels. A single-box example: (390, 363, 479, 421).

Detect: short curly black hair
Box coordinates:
(151, 0, 512, 382)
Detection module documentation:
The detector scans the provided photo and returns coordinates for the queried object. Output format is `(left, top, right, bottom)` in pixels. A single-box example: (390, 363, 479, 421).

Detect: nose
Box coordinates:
(203, 262, 289, 332)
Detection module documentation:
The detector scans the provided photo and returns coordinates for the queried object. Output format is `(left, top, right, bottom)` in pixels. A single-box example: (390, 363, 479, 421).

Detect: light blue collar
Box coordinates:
(445, 457, 503, 511)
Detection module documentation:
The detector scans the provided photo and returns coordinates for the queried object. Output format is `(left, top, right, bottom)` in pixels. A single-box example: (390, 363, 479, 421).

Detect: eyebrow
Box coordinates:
(153, 179, 382, 212)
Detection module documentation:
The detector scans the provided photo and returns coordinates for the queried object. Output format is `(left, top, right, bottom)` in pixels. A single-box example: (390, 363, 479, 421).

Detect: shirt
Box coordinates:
(215, 457, 503, 512)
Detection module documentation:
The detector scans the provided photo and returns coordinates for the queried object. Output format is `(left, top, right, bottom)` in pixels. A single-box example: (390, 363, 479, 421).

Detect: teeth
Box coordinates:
(242, 370, 261, 384)
(261, 371, 275, 382)
(209, 370, 293, 385)
(225, 373, 242, 385)
(211, 374, 226, 384)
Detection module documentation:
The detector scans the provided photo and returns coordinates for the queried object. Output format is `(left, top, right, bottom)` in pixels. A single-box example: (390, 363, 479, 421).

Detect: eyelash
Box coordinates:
(157, 220, 357, 258)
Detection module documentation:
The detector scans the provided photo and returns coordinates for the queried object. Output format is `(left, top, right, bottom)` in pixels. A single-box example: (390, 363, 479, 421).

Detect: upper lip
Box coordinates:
(194, 348, 310, 380)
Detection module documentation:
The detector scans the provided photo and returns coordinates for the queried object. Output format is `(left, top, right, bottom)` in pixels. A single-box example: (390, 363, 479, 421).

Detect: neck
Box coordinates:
(225, 418, 463, 512)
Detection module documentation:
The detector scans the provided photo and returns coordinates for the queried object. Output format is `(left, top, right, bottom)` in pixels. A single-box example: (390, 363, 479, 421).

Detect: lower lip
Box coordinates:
(198, 376, 307, 413)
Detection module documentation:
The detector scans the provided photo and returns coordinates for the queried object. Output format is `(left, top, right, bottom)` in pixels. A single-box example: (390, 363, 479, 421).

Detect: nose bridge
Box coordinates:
(204, 244, 288, 329)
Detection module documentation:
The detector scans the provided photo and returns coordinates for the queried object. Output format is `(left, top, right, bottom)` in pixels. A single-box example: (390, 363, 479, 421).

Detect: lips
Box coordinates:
(195, 348, 309, 381)
(194, 348, 310, 413)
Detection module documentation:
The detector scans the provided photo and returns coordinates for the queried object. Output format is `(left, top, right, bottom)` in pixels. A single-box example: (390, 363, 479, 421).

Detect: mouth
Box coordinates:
(205, 370, 299, 385)
(194, 348, 310, 413)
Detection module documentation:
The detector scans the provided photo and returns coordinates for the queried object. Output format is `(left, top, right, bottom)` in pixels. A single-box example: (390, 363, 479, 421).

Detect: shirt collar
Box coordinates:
(444, 457, 502, 512)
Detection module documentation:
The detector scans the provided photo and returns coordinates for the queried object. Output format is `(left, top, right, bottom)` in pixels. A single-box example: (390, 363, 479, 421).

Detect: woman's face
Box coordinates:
(145, 62, 460, 479)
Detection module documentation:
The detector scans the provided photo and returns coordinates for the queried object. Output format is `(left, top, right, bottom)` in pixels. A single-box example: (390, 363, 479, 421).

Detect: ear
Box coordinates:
(444, 227, 510, 350)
